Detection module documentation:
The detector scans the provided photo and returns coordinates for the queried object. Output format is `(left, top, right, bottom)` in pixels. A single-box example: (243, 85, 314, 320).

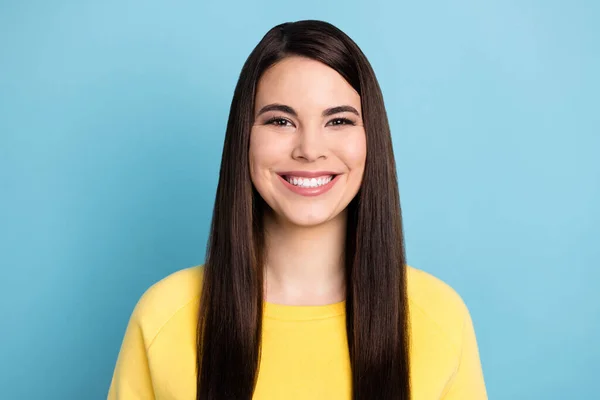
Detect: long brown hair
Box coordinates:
(197, 20, 409, 399)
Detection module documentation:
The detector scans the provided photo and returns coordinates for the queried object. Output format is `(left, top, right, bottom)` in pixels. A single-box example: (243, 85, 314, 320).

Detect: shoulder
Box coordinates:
(406, 265, 471, 352)
(129, 265, 204, 348)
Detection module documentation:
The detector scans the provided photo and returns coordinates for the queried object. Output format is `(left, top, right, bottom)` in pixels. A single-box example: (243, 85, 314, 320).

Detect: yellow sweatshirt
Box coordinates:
(108, 266, 487, 399)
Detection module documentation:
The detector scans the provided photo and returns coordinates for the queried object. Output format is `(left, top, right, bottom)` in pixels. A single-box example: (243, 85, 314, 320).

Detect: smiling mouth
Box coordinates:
(280, 174, 337, 188)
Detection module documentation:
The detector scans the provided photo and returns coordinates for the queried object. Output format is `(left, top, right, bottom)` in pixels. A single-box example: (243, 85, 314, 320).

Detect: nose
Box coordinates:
(292, 125, 327, 162)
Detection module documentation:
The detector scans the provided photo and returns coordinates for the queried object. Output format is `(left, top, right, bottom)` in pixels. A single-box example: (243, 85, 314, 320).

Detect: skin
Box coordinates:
(249, 56, 367, 305)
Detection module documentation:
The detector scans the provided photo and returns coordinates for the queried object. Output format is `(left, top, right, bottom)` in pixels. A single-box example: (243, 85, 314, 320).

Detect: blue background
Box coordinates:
(1, 1, 598, 398)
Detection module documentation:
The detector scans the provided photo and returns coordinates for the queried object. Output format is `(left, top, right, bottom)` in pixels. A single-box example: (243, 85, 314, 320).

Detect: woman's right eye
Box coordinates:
(266, 117, 293, 127)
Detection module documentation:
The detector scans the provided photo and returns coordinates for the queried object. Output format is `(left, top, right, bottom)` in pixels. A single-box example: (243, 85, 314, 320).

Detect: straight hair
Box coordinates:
(197, 20, 410, 399)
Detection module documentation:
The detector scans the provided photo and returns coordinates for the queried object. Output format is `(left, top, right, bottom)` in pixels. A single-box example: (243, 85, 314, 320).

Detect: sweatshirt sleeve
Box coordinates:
(442, 307, 488, 400)
(107, 304, 155, 400)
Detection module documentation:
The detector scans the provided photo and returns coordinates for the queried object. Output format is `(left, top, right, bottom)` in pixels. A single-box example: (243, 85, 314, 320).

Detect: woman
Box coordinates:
(108, 20, 487, 399)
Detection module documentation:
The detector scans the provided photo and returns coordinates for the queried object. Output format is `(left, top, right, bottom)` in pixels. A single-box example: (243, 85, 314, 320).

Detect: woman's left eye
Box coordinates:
(327, 118, 355, 126)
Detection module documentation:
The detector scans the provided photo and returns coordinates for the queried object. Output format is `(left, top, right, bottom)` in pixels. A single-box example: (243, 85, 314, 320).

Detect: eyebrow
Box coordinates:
(322, 105, 360, 117)
(257, 103, 297, 117)
(256, 103, 361, 118)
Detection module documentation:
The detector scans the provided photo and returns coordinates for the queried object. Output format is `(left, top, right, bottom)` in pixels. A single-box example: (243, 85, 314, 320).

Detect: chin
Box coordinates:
(276, 205, 341, 228)
(287, 216, 330, 227)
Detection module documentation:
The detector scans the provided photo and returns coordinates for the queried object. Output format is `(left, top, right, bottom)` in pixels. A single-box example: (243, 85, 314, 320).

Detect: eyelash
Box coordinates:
(265, 116, 356, 127)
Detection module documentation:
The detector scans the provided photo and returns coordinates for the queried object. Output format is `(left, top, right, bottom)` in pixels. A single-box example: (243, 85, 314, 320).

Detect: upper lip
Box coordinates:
(277, 171, 339, 178)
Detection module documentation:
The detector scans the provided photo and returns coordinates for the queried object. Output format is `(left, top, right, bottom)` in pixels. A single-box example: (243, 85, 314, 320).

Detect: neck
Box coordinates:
(263, 211, 347, 306)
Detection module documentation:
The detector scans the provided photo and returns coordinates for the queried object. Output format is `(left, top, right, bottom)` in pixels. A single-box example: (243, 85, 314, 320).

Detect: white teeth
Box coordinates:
(285, 175, 333, 188)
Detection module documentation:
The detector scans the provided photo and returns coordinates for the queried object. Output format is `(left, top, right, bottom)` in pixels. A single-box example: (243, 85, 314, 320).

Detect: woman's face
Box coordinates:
(249, 56, 367, 227)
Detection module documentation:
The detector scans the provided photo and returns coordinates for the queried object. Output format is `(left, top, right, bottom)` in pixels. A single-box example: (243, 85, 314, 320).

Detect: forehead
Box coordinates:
(254, 56, 361, 113)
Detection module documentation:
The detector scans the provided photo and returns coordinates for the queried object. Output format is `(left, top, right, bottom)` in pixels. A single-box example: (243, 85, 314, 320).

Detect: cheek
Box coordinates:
(337, 131, 367, 173)
(249, 129, 287, 184)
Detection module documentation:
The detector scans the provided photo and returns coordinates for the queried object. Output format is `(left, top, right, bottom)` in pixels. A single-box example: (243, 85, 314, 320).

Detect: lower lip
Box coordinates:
(278, 175, 340, 197)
